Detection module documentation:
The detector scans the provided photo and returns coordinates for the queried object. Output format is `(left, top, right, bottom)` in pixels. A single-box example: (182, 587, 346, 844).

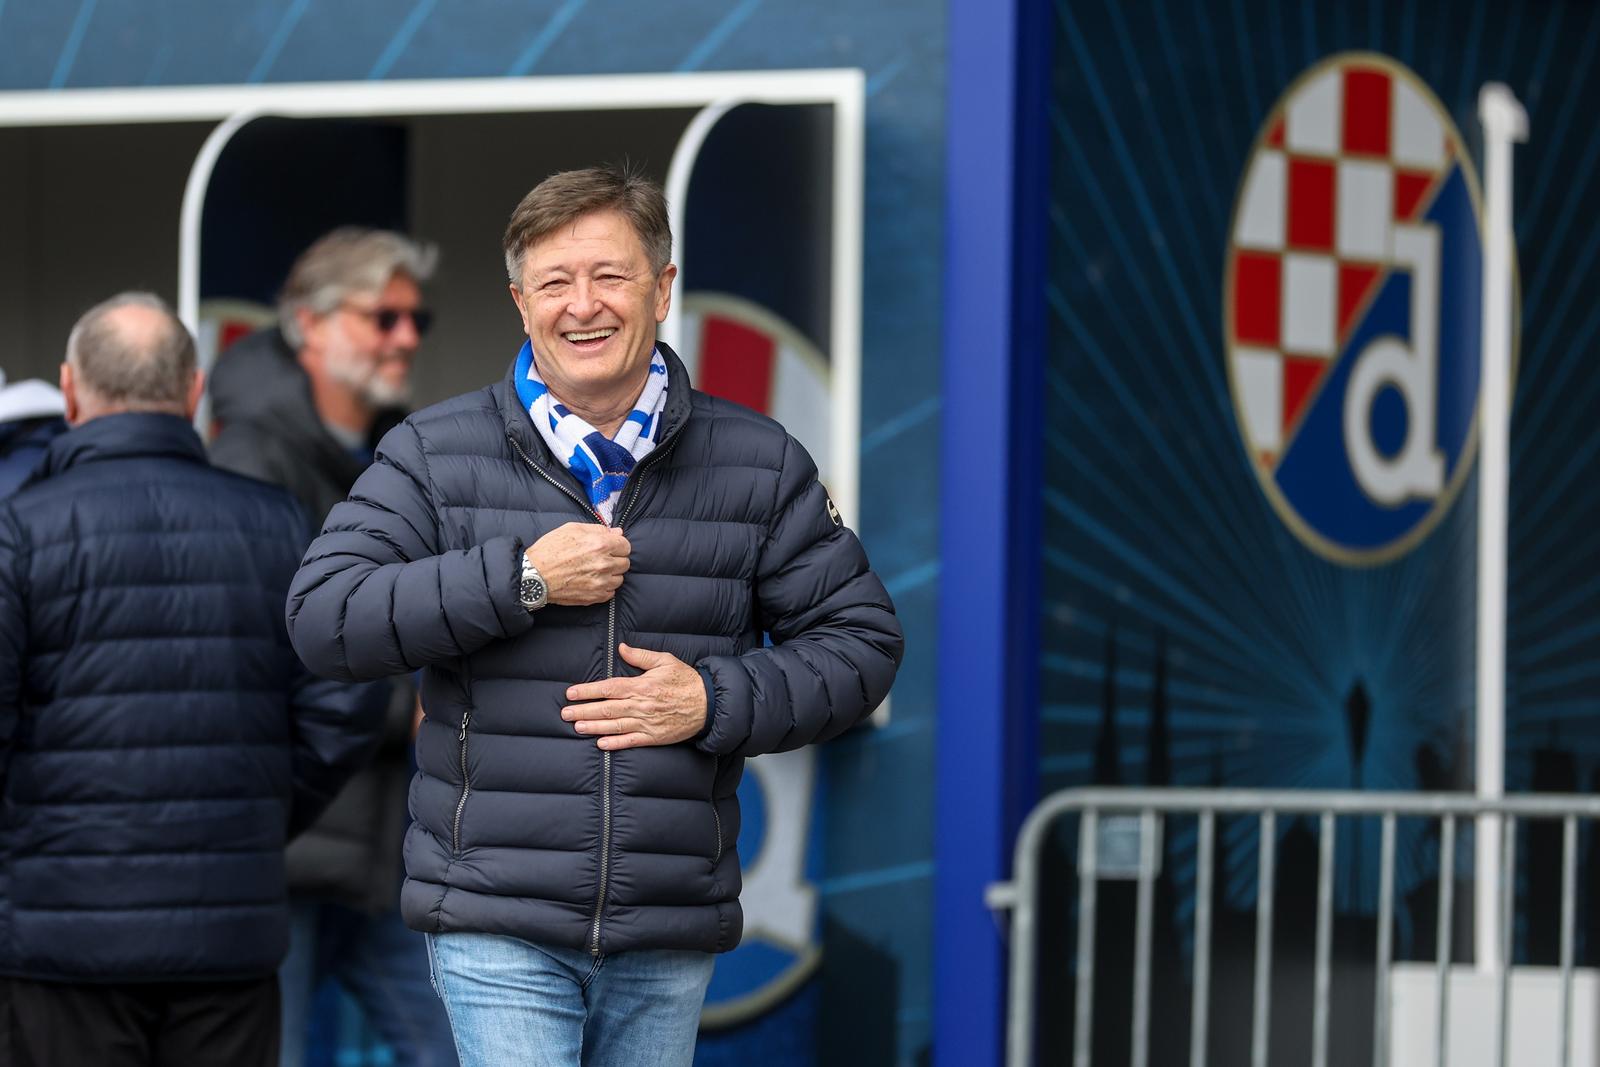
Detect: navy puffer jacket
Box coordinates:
(287, 344, 902, 955)
(0, 414, 384, 982)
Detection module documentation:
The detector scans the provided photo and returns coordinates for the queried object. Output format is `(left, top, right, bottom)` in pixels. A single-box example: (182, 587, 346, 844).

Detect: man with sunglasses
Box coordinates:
(209, 228, 458, 1067)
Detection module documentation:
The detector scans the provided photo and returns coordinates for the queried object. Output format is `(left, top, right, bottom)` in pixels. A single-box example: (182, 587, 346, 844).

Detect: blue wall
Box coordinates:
(1038, 1, 1600, 1062)
(0, 2, 946, 1063)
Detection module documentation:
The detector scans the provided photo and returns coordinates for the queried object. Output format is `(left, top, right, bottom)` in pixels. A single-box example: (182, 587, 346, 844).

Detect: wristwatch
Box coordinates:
(519, 557, 549, 612)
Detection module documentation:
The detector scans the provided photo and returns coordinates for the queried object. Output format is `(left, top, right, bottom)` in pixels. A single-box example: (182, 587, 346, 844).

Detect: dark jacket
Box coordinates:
(0, 417, 67, 499)
(287, 344, 903, 955)
(0, 413, 383, 982)
(209, 327, 413, 913)
(0, 379, 69, 499)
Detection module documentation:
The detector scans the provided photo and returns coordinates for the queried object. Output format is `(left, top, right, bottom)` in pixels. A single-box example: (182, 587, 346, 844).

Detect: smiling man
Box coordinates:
(285, 166, 903, 1067)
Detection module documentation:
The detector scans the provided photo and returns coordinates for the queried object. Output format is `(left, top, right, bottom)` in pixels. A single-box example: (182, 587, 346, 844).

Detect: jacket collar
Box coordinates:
(38, 412, 208, 479)
(497, 340, 696, 469)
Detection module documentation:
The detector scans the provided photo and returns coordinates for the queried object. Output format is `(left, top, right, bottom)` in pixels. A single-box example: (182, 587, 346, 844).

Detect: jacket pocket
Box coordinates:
(709, 757, 724, 864)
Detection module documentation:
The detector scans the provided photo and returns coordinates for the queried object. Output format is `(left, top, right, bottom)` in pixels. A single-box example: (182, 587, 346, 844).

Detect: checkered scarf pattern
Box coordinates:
(513, 339, 668, 523)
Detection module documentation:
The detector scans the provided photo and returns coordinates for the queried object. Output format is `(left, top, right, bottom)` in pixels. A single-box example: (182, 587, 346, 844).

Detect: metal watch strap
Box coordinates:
(519, 556, 548, 612)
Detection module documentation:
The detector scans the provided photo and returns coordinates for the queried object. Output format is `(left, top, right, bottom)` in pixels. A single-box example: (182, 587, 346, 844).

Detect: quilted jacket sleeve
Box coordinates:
(286, 420, 535, 682)
(284, 661, 388, 837)
(695, 434, 904, 757)
(0, 506, 25, 780)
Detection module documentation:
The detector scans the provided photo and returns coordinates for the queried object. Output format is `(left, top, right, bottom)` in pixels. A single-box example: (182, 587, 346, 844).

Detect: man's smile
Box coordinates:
(562, 327, 617, 350)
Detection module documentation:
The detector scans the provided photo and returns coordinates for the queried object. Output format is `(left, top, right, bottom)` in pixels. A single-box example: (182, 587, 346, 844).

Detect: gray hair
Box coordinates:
(65, 292, 196, 411)
(503, 165, 672, 285)
(278, 228, 438, 348)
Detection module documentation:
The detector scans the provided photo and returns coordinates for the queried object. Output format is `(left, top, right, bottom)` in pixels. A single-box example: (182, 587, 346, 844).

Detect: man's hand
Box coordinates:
(562, 644, 708, 751)
(525, 523, 630, 606)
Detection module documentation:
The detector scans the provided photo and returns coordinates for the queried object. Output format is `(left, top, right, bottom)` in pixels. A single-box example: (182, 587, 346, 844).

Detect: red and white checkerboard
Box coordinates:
(1227, 58, 1452, 467)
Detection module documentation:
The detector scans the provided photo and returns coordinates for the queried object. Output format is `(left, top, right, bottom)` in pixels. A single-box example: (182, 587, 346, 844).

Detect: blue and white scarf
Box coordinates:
(513, 340, 669, 523)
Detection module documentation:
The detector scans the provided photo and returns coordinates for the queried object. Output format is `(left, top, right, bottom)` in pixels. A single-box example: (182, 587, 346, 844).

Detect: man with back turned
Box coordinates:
(0, 293, 382, 1066)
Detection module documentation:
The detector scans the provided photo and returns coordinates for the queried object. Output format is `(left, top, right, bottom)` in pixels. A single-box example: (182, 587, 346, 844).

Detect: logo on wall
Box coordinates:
(678, 292, 827, 1028)
(1225, 53, 1497, 564)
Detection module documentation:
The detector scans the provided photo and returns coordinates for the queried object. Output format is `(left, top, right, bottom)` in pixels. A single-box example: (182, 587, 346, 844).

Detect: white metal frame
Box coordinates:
(1474, 83, 1528, 976)
(0, 70, 866, 520)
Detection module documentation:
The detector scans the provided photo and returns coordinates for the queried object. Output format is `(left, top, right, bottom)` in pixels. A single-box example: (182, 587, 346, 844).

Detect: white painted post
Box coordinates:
(1475, 83, 1527, 975)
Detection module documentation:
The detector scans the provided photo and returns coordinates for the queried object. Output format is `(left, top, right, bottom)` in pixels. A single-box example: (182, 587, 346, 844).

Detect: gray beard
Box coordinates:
(325, 352, 411, 410)
(360, 373, 412, 409)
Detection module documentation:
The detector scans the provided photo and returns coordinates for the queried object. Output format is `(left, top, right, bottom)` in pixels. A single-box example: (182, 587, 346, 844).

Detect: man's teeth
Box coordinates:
(564, 329, 616, 342)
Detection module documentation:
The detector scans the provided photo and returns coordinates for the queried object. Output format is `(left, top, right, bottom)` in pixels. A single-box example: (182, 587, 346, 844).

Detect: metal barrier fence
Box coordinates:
(985, 788, 1600, 1067)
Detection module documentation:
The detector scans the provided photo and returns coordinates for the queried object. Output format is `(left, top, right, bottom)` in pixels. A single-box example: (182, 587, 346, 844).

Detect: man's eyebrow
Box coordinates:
(532, 260, 634, 277)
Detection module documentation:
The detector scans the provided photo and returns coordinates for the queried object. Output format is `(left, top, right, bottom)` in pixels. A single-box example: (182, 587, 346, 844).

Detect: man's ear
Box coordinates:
(509, 284, 531, 334)
(59, 362, 81, 426)
(183, 369, 205, 423)
(653, 264, 677, 324)
(295, 306, 325, 355)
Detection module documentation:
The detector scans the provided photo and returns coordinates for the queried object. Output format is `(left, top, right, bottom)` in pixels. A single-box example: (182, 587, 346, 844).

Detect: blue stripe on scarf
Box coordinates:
(517, 339, 668, 515)
(513, 341, 544, 409)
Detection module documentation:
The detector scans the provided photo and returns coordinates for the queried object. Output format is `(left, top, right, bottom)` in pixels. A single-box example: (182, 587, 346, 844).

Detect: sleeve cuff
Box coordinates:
(694, 666, 717, 743)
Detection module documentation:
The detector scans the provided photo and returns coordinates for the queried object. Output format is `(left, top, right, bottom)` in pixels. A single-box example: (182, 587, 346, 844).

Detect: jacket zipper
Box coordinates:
(588, 438, 678, 954)
(506, 432, 604, 522)
(506, 427, 680, 957)
(710, 756, 723, 864)
(451, 711, 472, 853)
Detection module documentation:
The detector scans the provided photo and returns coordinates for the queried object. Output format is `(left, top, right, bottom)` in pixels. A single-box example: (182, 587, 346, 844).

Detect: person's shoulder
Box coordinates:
(192, 461, 310, 528)
(209, 413, 293, 467)
(686, 390, 798, 471)
(6, 451, 309, 547)
(388, 384, 506, 455)
(690, 390, 794, 443)
(202, 460, 300, 505)
(407, 383, 502, 427)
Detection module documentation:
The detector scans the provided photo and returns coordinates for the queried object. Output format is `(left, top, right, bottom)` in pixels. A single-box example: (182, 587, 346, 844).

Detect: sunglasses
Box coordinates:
(341, 303, 435, 337)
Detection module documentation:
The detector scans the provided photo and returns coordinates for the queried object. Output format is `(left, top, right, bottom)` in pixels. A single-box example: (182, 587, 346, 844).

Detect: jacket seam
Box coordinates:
(11, 847, 279, 861)
(20, 740, 286, 754)
(8, 794, 282, 806)
(14, 901, 280, 913)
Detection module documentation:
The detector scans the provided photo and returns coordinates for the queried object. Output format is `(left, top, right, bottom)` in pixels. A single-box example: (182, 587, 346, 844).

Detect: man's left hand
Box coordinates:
(562, 643, 707, 751)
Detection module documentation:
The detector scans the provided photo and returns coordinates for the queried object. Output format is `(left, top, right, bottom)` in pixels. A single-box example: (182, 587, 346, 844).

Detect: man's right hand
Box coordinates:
(525, 523, 630, 606)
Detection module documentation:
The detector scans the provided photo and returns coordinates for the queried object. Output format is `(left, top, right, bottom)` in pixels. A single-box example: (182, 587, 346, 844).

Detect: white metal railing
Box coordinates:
(986, 787, 1600, 1067)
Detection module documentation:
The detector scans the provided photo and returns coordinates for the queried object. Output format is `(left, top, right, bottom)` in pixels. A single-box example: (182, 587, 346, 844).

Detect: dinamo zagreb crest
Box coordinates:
(1225, 54, 1493, 564)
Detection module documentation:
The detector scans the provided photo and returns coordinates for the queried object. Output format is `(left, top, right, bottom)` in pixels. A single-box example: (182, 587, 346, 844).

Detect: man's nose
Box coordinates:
(389, 313, 422, 351)
(567, 278, 600, 319)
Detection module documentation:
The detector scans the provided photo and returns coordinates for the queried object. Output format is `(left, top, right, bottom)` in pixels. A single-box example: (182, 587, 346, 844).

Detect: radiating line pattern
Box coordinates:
(1043, 0, 1600, 927)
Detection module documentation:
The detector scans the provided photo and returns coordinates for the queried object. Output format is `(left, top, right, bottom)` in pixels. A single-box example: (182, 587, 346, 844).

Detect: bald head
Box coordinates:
(62, 293, 200, 425)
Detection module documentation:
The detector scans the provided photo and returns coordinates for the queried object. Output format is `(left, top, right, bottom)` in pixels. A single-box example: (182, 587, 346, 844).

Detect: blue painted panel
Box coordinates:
(935, 0, 1049, 1063)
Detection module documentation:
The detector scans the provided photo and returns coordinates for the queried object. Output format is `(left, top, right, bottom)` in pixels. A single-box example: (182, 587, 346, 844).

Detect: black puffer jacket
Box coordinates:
(0, 414, 383, 981)
(287, 345, 902, 954)
(210, 328, 414, 913)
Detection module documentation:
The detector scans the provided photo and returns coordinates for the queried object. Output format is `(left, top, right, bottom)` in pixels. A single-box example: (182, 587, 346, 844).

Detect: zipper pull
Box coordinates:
(459, 714, 470, 741)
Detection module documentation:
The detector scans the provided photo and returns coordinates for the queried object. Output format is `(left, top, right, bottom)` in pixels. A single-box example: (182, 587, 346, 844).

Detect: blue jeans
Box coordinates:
(279, 896, 458, 1067)
(425, 932, 715, 1067)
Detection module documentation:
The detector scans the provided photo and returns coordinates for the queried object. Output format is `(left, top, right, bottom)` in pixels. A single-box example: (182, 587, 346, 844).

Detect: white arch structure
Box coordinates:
(0, 70, 865, 521)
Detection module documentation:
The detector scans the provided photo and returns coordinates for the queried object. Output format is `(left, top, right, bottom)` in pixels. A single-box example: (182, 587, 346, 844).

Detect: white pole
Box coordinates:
(1475, 83, 1527, 976)
(178, 108, 265, 434)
